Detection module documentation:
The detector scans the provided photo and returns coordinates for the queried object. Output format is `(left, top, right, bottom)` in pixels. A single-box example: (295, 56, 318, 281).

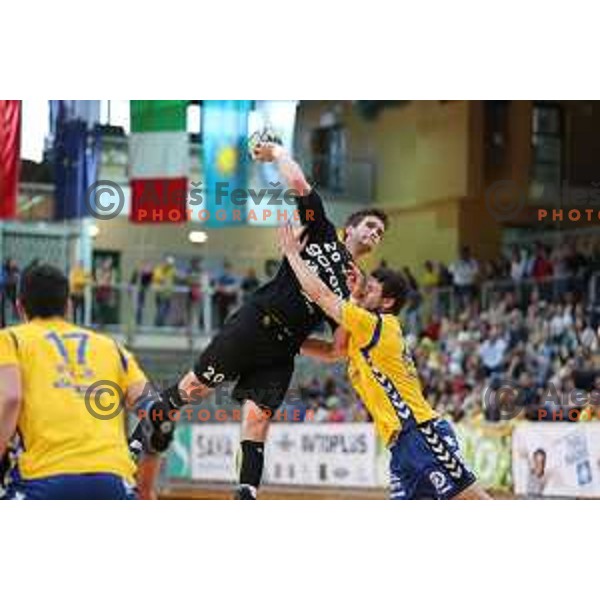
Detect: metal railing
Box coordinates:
(424, 273, 597, 322)
(55, 281, 240, 345)
(2, 273, 597, 342)
(480, 274, 590, 309)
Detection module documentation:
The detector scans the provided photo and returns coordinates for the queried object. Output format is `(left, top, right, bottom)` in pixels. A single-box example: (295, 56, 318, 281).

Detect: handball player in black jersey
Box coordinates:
(144, 142, 388, 499)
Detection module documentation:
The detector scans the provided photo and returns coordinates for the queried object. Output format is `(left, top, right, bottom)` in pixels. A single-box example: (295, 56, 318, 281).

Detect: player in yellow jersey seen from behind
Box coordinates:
(0, 264, 160, 500)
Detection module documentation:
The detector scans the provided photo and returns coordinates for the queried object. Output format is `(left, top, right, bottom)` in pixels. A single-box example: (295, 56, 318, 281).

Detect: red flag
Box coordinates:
(0, 100, 21, 219)
(130, 178, 188, 223)
(128, 100, 188, 224)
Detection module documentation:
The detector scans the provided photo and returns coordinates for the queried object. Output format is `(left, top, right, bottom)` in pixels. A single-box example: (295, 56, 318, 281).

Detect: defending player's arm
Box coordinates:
(279, 223, 380, 346)
(278, 223, 344, 323)
(0, 332, 22, 457)
(301, 327, 349, 363)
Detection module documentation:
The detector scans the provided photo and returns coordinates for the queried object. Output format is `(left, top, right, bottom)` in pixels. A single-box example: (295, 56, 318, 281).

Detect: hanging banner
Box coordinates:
(170, 423, 377, 488)
(263, 423, 377, 488)
(512, 422, 600, 498)
(190, 423, 240, 483)
(456, 421, 513, 492)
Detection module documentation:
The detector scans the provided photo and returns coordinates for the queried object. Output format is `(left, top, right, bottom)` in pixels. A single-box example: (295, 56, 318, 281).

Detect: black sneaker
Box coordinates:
(234, 484, 257, 500)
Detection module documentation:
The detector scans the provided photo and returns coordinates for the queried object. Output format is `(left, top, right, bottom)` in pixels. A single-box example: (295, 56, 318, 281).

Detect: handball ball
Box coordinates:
(248, 126, 283, 159)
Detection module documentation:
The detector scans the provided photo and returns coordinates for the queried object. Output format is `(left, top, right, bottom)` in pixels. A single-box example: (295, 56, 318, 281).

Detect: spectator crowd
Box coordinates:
(1, 253, 267, 331)
(288, 234, 600, 425)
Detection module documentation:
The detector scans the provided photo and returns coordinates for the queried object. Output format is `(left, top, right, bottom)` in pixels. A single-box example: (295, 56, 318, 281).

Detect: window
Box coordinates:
(310, 125, 346, 192)
(187, 103, 201, 134)
(484, 101, 510, 170)
(531, 103, 563, 191)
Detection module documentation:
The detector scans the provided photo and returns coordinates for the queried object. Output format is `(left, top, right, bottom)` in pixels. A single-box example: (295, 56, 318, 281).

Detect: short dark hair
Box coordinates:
(344, 208, 389, 231)
(371, 267, 407, 315)
(19, 264, 69, 319)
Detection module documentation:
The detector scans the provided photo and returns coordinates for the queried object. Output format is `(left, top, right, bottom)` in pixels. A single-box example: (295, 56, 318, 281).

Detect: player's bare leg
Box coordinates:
(241, 399, 271, 440)
(453, 482, 493, 500)
(234, 399, 271, 499)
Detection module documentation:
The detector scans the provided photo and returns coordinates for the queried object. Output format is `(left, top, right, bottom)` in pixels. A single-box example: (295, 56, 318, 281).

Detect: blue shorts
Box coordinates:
(389, 419, 476, 500)
(3, 471, 137, 500)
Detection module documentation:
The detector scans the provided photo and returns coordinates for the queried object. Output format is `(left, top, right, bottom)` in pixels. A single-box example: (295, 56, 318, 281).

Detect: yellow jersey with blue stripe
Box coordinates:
(341, 302, 436, 446)
(0, 318, 146, 482)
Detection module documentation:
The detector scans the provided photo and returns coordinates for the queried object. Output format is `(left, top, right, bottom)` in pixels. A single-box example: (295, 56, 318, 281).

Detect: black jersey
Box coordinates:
(250, 189, 353, 345)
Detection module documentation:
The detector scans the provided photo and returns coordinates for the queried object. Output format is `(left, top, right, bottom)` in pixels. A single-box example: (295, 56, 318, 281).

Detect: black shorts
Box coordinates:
(194, 303, 297, 412)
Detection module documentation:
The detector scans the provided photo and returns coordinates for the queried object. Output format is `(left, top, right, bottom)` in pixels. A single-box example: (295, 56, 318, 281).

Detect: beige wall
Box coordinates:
(296, 100, 470, 208)
(95, 139, 276, 279)
(92, 130, 368, 280)
(97, 101, 502, 277)
(363, 199, 461, 275)
(25, 101, 600, 282)
(93, 199, 363, 281)
(94, 218, 279, 280)
(296, 101, 472, 274)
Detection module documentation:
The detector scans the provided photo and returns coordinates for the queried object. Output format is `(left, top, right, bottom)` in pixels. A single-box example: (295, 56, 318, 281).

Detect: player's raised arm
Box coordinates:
(252, 143, 310, 196)
(277, 223, 343, 323)
(252, 139, 329, 226)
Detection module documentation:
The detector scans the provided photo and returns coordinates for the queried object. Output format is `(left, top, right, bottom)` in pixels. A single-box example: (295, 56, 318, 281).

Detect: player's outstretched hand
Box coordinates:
(249, 127, 284, 162)
(277, 223, 306, 257)
(251, 142, 284, 163)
